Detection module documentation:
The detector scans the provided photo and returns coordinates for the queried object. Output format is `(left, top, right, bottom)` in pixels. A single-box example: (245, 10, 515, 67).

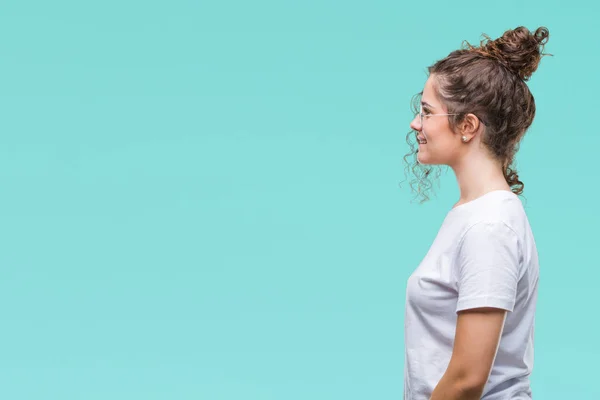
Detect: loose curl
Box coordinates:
(400, 92, 447, 204)
(402, 26, 551, 203)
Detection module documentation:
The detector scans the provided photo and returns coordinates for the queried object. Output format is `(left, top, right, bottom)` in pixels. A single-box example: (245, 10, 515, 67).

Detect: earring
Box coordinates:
(461, 136, 468, 143)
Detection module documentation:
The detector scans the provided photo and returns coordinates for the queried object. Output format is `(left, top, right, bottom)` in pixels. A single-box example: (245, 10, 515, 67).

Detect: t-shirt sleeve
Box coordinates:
(455, 220, 521, 313)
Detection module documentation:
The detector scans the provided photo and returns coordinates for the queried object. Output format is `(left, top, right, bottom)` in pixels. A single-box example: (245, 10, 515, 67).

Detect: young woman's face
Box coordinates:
(409, 76, 464, 166)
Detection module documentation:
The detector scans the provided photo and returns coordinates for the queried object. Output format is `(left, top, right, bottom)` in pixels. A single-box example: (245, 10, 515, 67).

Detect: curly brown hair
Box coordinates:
(401, 26, 551, 203)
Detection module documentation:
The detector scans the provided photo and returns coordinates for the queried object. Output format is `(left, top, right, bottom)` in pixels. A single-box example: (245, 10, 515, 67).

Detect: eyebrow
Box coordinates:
(421, 101, 435, 109)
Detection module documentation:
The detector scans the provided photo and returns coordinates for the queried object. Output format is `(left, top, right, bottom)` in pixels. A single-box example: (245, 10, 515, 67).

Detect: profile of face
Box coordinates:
(409, 75, 467, 166)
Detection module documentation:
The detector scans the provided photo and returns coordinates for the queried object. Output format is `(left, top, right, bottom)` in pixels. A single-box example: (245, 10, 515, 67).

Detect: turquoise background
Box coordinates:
(0, 0, 595, 398)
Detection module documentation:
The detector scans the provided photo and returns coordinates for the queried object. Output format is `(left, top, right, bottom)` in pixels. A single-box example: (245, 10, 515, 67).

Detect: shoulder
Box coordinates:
(452, 190, 529, 238)
(452, 192, 527, 265)
(457, 219, 520, 255)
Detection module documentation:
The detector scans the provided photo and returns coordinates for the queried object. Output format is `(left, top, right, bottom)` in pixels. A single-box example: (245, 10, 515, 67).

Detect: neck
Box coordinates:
(450, 150, 511, 207)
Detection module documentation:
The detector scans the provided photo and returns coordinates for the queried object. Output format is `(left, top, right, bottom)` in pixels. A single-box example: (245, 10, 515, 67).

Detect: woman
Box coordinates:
(403, 26, 549, 399)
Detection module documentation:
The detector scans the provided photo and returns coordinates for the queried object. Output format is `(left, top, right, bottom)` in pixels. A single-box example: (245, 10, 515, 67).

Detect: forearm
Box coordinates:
(430, 371, 483, 400)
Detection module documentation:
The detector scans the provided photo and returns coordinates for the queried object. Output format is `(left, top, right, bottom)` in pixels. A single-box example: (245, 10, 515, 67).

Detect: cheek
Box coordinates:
(423, 121, 443, 140)
(422, 130, 443, 147)
(424, 125, 454, 146)
(419, 131, 459, 162)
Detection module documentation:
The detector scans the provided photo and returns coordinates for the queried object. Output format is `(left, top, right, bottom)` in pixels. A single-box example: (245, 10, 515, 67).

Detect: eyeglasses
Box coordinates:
(417, 105, 460, 126)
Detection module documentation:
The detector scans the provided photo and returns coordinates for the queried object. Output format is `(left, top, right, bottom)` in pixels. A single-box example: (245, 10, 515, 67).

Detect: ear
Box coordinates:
(458, 113, 481, 141)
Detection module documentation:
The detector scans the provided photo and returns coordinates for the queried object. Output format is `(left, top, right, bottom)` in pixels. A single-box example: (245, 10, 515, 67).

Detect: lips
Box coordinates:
(417, 135, 427, 144)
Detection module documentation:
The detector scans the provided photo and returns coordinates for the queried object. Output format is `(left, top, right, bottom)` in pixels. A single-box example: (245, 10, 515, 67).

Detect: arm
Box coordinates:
(430, 307, 507, 400)
(430, 220, 519, 399)
(430, 220, 520, 399)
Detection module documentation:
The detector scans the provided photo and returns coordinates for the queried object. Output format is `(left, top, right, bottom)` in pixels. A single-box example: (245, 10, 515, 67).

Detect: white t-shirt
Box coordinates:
(404, 190, 539, 399)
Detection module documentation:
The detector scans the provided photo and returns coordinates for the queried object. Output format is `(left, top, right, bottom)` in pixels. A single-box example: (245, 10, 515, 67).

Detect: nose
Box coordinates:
(410, 114, 421, 132)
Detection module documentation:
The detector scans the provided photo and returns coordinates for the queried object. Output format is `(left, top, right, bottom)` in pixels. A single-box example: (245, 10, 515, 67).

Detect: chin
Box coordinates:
(417, 148, 445, 166)
(417, 154, 443, 166)
(417, 152, 431, 165)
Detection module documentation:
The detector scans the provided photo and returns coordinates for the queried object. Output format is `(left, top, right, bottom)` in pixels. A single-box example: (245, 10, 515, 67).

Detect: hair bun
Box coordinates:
(478, 26, 550, 81)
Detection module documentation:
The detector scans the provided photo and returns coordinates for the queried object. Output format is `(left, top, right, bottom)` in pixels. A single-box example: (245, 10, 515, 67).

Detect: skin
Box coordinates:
(409, 75, 511, 399)
(429, 308, 507, 399)
(409, 74, 512, 208)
